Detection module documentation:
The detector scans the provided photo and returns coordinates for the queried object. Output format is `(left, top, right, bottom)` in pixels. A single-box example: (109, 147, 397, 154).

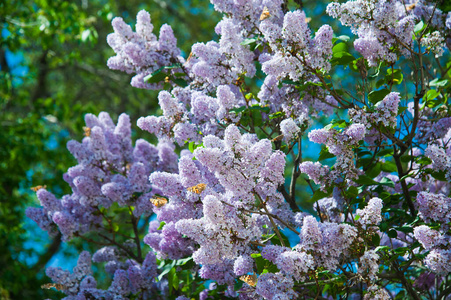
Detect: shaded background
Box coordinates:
(0, 0, 345, 298)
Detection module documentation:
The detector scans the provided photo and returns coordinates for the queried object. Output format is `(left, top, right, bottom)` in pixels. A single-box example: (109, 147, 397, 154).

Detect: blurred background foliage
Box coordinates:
(0, 0, 219, 298)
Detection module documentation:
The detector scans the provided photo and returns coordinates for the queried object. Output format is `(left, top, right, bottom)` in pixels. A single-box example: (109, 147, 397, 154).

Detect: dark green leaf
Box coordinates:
(354, 175, 378, 185)
(368, 89, 390, 104)
(387, 229, 398, 238)
(310, 189, 330, 202)
(172, 78, 188, 87)
(381, 161, 397, 172)
(318, 147, 335, 161)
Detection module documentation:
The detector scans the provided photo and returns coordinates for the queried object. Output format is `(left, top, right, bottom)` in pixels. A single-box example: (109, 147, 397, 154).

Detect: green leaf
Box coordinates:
(429, 78, 448, 87)
(381, 161, 397, 172)
(249, 105, 270, 113)
(354, 175, 378, 185)
(385, 69, 403, 85)
(368, 89, 390, 104)
(176, 257, 193, 266)
(331, 43, 355, 65)
(172, 78, 188, 87)
(269, 111, 284, 119)
(379, 222, 389, 231)
(189, 142, 195, 153)
(387, 229, 398, 238)
(157, 221, 166, 230)
(366, 162, 381, 178)
(400, 155, 413, 163)
(416, 156, 432, 165)
(144, 70, 167, 83)
(371, 233, 381, 246)
(332, 42, 348, 54)
(414, 20, 425, 33)
(310, 189, 330, 202)
(241, 38, 257, 46)
(377, 148, 394, 157)
(270, 230, 290, 247)
(251, 109, 263, 127)
(431, 171, 447, 181)
(425, 89, 440, 101)
(394, 247, 408, 255)
(376, 78, 386, 89)
(331, 119, 347, 128)
(375, 245, 390, 252)
(395, 226, 413, 233)
(167, 267, 176, 294)
(318, 147, 335, 161)
(379, 177, 395, 188)
(230, 106, 247, 114)
(345, 186, 359, 198)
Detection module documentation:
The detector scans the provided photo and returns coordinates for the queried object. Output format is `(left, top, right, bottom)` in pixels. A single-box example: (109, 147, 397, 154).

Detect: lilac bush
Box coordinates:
(29, 0, 451, 299)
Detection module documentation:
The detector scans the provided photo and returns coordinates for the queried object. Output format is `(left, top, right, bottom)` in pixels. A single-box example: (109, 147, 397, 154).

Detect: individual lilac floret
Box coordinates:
(107, 10, 183, 89)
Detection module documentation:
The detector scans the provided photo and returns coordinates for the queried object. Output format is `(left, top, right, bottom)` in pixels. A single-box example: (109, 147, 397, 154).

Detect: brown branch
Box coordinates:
(289, 137, 302, 212)
(129, 207, 143, 263)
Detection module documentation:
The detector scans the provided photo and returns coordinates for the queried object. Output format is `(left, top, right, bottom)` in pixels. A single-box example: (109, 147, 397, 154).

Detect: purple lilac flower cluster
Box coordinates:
(107, 10, 183, 89)
(300, 123, 366, 190)
(29, 0, 451, 299)
(27, 112, 177, 240)
(45, 251, 159, 299)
